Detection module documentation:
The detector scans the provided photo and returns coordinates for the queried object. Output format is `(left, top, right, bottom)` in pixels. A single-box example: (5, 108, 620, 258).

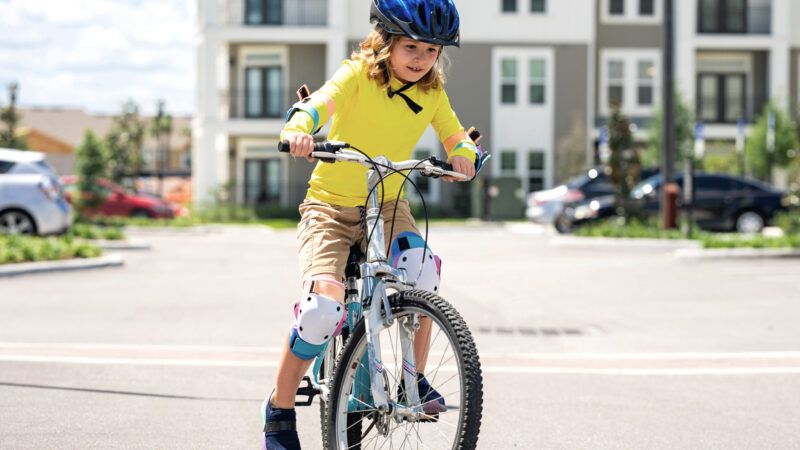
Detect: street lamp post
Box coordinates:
(599, 126, 610, 166)
(661, 0, 677, 229)
(766, 110, 775, 184)
(736, 118, 745, 176)
(686, 122, 704, 237)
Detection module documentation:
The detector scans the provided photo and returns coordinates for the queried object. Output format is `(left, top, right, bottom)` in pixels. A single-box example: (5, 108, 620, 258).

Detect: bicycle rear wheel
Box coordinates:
(323, 290, 483, 449)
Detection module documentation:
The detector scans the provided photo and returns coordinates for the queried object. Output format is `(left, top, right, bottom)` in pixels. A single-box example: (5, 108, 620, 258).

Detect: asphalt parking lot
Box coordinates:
(1, 224, 799, 449)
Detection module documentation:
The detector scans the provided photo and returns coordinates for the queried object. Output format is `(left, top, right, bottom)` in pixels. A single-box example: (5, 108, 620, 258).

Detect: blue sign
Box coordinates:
(694, 122, 704, 140)
(599, 126, 608, 145)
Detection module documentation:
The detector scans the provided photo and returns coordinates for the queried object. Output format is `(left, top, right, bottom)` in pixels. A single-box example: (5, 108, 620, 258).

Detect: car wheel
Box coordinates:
(130, 209, 151, 218)
(735, 211, 765, 234)
(554, 212, 573, 234)
(0, 210, 37, 235)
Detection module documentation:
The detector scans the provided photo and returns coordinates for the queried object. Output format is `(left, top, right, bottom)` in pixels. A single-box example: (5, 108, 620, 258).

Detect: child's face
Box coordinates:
(389, 37, 442, 83)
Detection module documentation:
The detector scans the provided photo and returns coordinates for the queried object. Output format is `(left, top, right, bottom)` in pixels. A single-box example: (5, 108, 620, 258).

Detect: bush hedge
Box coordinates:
(0, 235, 102, 265)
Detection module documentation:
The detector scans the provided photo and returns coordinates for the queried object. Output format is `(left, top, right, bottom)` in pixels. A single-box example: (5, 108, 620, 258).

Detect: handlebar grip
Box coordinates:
(439, 161, 454, 171)
(278, 140, 344, 155)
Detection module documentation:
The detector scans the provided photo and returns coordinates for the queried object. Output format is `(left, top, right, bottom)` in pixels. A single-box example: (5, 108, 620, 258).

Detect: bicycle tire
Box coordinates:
(322, 290, 483, 449)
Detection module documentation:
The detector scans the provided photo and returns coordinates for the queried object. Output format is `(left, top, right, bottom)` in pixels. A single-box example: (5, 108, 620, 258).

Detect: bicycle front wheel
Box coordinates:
(323, 290, 483, 450)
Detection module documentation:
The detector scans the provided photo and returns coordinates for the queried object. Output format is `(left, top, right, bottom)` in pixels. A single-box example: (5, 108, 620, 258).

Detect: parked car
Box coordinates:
(526, 166, 657, 226)
(558, 172, 788, 234)
(0, 148, 73, 235)
(61, 176, 177, 219)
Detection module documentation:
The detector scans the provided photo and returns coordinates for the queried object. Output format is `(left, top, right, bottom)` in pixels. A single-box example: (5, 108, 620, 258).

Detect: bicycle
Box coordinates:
(278, 140, 484, 449)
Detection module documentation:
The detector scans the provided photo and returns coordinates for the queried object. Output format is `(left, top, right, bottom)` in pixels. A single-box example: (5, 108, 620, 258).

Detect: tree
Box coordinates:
(745, 103, 798, 182)
(149, 99, 173, 195)
(555, 112, 588, 184)
(644, 91, 694, 167)
(75, 130, 109, 213)
(607, 104, 642, 220)
(0, 82, 27, 150)
(105, 100, 145, 185)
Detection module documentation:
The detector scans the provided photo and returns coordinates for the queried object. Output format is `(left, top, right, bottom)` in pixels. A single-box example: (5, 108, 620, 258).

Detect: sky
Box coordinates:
(0, 0, 195, 116)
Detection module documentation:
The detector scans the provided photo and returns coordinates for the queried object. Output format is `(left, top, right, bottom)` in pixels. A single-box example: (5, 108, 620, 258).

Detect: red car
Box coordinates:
(61, 176, 177, 219)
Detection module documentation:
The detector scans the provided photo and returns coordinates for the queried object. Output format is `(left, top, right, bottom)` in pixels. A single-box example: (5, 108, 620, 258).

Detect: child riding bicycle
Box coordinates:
(263, 1, 486, 448)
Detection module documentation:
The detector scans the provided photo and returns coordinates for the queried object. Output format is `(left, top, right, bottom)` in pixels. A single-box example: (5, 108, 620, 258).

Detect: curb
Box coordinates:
(674, 247, 800, 260)
(89, 239, 151, 251)
(0, 254, 125, 278)
(550, 236, 701, 250)
(124, 224, 275, 235)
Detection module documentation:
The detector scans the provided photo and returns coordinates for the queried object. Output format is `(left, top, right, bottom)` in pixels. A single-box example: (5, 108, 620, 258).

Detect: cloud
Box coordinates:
(0, 0, 195, 115)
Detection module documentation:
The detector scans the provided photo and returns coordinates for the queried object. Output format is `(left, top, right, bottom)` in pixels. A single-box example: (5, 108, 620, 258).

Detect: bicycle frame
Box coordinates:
(309, 151, 464, 422)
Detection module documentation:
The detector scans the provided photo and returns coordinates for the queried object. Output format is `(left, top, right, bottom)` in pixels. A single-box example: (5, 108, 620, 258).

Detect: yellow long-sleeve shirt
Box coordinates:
(280, 59, 477, 207)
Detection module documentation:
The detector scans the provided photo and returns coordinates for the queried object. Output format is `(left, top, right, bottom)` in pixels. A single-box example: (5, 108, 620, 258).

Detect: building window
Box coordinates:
(502, 0, 517, 13)
(601, 49, 660, 116)
(529, 59, 546, 105)
(244, 158, 281, 205)
(637, 60, 655, 106)
(500, 150, 517, 174)
(245, 67, 283, 118)
(501, 58, 517, 104)
(698, 0, 748, 33)
(697, 73, 746, 123)
(603, 0, 661, 22)
(607, 59, 624, 108)
(531, 0, 546, 13)
(411, 149, 432, 197)
(246, 0, 282, 25)
(528, 150, 545, 192)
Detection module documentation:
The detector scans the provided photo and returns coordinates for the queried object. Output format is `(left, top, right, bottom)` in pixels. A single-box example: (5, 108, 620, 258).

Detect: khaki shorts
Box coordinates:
(296, 198, 420, 280)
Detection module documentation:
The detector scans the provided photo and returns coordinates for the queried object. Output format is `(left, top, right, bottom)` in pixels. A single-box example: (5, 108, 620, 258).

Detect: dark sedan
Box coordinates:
(560, 172, 787, 234)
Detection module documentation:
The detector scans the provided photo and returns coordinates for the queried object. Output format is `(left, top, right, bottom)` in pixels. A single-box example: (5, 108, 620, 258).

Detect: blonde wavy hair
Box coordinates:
(351, 28, 447, 92)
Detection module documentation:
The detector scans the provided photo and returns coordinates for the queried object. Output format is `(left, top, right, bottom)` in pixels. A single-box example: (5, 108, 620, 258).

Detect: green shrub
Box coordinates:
(573, 217, 690, 240)
(775, 210, 800, 236)
(194, 202, 258, 223)
(702, 152, 740, 174)
(69, 223, 126, 240)
(0, 235, 102, 265)
(701, 234, 800, 249)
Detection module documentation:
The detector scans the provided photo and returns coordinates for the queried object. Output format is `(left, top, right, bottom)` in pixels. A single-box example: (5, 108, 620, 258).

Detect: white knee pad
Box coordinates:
(390, 232, 441, 293)
(290, 281, 346, 360)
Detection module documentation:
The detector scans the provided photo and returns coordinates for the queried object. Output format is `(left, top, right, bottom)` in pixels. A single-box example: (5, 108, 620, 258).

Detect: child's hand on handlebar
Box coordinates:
(284, 132, 316, 162)
(444, 155, 475, 182)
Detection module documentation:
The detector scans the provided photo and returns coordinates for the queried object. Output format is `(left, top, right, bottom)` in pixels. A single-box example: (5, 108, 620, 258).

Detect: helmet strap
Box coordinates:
(388, 82, 423, 114)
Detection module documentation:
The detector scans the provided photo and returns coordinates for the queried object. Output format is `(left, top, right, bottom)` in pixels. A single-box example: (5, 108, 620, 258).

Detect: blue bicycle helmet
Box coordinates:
(370, 0, 461, 47)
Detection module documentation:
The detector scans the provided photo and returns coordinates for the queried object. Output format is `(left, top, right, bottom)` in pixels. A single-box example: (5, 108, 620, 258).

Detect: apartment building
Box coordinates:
(597, 0, 800, 152)
(193, 0, 594, 215)
(193, 0, 800, 214)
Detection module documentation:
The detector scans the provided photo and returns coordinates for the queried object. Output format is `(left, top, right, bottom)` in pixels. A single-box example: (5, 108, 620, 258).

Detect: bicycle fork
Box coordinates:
(361, 277, 424, 423)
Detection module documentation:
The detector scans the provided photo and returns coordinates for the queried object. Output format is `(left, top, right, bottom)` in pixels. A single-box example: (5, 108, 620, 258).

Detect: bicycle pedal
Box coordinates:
(295, 376, 320, 406)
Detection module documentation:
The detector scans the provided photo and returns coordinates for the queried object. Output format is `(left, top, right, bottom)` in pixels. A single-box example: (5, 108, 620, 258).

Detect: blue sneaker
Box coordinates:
(261, 397, 301, 450)
(398, 373, 447, 418)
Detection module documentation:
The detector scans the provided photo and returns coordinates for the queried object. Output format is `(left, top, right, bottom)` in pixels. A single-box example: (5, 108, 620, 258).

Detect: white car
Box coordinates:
(0, 148, 73, 235)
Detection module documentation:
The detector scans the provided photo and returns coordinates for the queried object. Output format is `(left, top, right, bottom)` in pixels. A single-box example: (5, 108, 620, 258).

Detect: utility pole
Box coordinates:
(660, 0, 678, 229)
(736, 118, 745, 176)
(766, 110, 775, 184)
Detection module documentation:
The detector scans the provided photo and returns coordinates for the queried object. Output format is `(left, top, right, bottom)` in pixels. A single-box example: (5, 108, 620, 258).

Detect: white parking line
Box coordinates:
(0, 342, 285, 353)
(1, 343, 800, 375)
(1, 355, 799, 375)
(480, 351, 800, 360)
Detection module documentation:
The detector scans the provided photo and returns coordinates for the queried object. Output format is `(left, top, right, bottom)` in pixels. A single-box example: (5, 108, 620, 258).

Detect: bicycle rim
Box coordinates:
(324, 290, 482, 450)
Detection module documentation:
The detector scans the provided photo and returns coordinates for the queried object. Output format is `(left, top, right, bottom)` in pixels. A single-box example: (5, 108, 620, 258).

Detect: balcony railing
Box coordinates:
(697, 0, 771, 35)
(222, 88, 294, 120)
(225, 0, 328, 27)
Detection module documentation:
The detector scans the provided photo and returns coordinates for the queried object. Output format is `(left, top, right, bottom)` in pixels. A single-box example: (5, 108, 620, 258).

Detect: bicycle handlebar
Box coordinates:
(278, 140, 468, 180)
